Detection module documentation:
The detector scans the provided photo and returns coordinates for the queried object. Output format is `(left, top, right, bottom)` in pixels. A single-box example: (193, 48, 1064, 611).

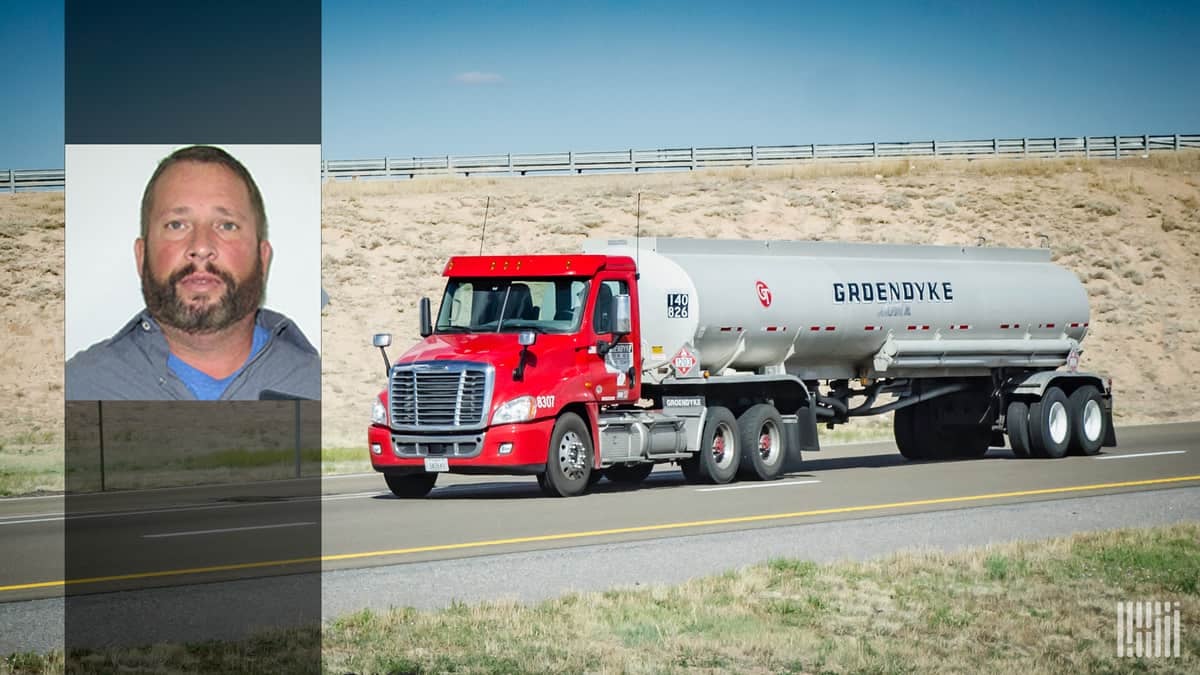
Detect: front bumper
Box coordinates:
(368, 417, 557, 475)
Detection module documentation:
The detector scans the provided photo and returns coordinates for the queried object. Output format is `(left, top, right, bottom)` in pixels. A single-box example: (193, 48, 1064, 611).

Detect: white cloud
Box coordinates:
(455, 71, 504, 85)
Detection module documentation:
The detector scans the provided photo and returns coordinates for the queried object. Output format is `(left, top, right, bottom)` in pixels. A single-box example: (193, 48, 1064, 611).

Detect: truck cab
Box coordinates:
(368, 254, 642, 497)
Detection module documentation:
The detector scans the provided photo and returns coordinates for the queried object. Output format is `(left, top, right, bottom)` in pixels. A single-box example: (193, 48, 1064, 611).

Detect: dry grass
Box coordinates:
(10, 522, 1196, 673)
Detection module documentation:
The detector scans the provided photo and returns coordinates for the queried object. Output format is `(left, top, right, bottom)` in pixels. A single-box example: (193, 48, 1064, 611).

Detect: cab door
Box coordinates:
(587, 276, 636, 405)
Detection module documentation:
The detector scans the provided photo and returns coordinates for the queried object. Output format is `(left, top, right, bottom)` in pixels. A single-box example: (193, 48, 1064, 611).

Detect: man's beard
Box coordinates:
(142, 256, 264, 334)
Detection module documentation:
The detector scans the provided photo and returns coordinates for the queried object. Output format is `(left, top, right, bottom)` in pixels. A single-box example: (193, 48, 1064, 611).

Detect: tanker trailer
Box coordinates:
(581, 238, 1115, 467)
(367, 237, 1115, 498)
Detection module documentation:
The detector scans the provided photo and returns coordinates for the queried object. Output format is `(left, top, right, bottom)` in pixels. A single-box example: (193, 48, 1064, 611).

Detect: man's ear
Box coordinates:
(260, 239, 273, 278)
(134, 238, 145, 278)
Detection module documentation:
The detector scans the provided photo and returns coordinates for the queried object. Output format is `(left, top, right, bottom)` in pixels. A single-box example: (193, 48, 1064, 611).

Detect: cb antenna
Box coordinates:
(478, 196, 491, 255)
(635, 192, 641, 272)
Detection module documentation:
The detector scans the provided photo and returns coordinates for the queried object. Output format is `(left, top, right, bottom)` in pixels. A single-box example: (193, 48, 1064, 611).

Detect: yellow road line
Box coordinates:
(4, 473, 1199, 593)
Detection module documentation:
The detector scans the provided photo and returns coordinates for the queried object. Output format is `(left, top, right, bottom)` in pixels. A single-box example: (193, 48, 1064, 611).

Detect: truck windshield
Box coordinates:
(435, 278, 589, 334)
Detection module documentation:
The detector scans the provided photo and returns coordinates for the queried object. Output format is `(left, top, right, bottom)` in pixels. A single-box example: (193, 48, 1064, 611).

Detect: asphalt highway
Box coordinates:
(0, 421, 1196, 651)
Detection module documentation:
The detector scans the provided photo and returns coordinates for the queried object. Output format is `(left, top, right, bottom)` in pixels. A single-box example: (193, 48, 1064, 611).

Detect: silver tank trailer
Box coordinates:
(583, 238, 1090, 381)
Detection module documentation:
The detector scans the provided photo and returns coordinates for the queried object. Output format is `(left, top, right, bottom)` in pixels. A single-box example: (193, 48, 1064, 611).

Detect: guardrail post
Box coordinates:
(690, 147, 696, 170)
(569, 151, 576, 173)
(446, 155, 453, 176)
(1175, 134, 1180, 151)
(751, 145, 758, 167)
(1114, 136, 1121, 160)
(1054, 137, 1059, 157)
(932, 139, 938, 157)
(629, 149, 636, 172)
(384, 156, 391, 177)
(872, 141, 878, 158)
(507, 153, 513, 176)
(1143, 134, 1149, 155)
(811, 143, 817, 160)
(1023, 138, 1028, 157)
(1084, 136, 1090, 159)
(993, 138, 998, 156)
(9, 169, 14, 193)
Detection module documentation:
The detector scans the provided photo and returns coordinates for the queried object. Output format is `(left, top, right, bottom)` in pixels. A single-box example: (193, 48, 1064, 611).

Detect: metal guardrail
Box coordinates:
(4, 134, 1198, 191)
(321, 134, 1199, 181)
(1, 168, 66, 192)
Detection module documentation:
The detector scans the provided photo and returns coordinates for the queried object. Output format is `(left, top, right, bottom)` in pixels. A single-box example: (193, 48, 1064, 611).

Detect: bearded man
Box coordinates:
(66, 146, 320, 400)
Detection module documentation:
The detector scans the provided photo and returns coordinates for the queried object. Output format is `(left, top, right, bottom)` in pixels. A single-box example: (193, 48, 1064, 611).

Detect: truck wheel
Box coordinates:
(893, 405, 923, 460)
(384, 473, 437, 498)
(696, 406, 740, 484)
(1029, 387, 1071, 459)
(737, 404, 786, 480)
(1067, 386, 1105, 456)
(1006, 401, 1031, 458)
(541, 413, 594, 497)
(606, 463, 654, 484)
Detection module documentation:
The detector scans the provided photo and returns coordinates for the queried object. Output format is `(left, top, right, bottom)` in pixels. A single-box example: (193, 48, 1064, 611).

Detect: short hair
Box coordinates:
(139, 145, 268, 241)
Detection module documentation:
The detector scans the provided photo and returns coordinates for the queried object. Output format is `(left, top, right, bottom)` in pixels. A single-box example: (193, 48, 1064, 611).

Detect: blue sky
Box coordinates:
(3, 1, 1199, 168)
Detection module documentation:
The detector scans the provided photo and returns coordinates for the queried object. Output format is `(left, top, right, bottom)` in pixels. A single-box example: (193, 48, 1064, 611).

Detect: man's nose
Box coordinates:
(186, 224, 217, 260)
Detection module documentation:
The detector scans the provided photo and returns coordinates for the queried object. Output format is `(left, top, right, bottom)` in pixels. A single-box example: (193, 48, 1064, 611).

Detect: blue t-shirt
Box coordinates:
(168, 326, 270, 400)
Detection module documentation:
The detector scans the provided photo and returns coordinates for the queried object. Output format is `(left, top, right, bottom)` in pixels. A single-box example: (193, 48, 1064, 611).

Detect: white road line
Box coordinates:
(143, 521, 317, 539)
(1095, 450, 1187, 461)
(697, 479, 821, 492)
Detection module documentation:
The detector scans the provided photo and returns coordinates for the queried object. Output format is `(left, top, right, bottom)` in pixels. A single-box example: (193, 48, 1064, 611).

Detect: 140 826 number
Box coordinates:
(667, 293, 689, 319)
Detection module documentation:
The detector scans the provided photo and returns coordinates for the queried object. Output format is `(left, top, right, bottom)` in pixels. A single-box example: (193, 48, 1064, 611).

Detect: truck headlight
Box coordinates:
(491, 396, 536, 425)
(371, 398, 388, 425)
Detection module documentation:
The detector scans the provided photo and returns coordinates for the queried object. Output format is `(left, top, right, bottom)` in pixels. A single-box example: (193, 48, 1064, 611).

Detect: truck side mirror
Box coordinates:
(613, 294, 632, 335)
(372, 333, 392, 373)
(419, 297, 432, 337)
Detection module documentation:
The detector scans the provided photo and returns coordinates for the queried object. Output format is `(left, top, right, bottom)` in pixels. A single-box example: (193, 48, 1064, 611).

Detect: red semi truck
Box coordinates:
(368, 238, 1114, 497)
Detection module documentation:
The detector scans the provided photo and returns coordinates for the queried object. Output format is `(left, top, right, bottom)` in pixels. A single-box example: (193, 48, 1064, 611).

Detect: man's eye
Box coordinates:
(217, 221, 239, 232)
(165, 221, 186, 230)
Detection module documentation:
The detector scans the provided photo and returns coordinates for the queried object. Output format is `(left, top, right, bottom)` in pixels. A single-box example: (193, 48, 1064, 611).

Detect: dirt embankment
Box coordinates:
(1, 153, 1197, 458)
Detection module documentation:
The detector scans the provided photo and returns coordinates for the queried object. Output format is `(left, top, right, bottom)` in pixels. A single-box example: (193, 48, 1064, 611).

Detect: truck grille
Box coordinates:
(388, 362, 493, 432)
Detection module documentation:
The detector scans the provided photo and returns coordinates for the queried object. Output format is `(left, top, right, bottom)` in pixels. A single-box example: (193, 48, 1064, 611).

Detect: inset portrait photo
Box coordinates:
(65, 145, 321, 400)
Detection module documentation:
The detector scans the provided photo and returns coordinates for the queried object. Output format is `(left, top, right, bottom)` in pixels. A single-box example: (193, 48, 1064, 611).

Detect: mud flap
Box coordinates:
(782, 404, 819, 473)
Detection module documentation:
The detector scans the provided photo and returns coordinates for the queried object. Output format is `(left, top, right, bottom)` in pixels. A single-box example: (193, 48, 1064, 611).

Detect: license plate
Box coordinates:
(424, 457, 449, 472)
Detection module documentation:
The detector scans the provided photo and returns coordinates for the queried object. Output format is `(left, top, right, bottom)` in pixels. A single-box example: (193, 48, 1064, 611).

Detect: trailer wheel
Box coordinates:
(1006, 400, 1031, 458)
(737, 404, 786, 480)
(606, 463, 654, 484)
(695, 406, 740, 484)
(1067, 386, 1105, 456)
(1029, 387, 1071, 459)
(893, 405, 923, 460)
(541, 413, 594, 497)
(384, 472, 437, 498)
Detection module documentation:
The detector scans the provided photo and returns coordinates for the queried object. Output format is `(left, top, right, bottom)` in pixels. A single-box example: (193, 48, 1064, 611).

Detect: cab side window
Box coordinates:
(592, 279, 627, 334)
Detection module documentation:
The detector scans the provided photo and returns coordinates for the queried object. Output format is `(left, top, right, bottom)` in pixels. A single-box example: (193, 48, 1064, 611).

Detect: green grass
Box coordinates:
(8, 523, 1197, 673)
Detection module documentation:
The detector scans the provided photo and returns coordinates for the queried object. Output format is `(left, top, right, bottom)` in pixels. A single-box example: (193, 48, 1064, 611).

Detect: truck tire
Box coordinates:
(893, 405, 923, 460)
(541, 413, 594, 497)
(606, 463, 654, 484)
(385, 472, 437, 498)
(695, 406, 740, 484)
(1029, 387, 1071, 459)
(737, 404, 786, 480)
(1067, 386, 1105, 456)
(1006, 400, 1031, 458)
